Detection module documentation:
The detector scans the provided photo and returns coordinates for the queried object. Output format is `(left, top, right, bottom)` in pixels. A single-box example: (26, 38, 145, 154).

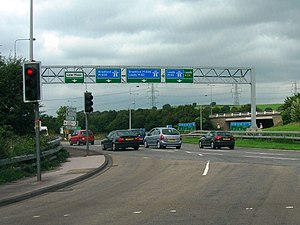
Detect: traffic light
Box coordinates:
(23, 62, 41, 102)
(84, 92, 93, 113)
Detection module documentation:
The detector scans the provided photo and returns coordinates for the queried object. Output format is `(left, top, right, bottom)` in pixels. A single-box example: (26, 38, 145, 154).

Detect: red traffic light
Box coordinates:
(26, 68, 34, 75)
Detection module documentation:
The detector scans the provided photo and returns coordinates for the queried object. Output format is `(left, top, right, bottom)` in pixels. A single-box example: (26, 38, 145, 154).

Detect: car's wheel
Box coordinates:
(157, 141, 162, 149)
(229, 145, 235, 150)
(70, 141, 73, 146)
(91, 141, 94, 145)
(211, 141, 216, 149)
(134, 146, 139, 150)
(199, 141, 203, 148)
(101, 143, 106, 150)
(77, 141, 80, 146)
(176, 146, 181, 149)
(144, 140, 149, 148)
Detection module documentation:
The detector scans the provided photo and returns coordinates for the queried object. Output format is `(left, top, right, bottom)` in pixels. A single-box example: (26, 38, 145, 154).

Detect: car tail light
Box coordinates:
(215, 136, 222, 140)
(117, 137, 124, 142)
(160, 134, 164, 140)
(134, 137, 140, 141)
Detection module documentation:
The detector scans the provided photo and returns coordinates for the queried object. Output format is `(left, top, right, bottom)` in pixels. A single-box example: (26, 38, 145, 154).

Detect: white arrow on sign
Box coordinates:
(106, 79, 112, 83)
(177, 79, 182, 83)
(72, 79, 77, 83)
(142, 79, 147, 82)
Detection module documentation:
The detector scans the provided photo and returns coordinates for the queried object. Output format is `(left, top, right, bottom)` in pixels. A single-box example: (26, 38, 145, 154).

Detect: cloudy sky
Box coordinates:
(1, 0, 299, 116)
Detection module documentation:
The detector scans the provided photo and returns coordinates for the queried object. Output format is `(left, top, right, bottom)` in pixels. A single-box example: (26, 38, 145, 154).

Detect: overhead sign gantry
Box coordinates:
(41, 65, 257, 128)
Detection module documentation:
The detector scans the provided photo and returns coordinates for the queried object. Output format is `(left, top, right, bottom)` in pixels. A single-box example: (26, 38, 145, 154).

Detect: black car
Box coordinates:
(101, 130, 140, 151)
(128, 129, 146, 145)
(199, 131, 235, 149)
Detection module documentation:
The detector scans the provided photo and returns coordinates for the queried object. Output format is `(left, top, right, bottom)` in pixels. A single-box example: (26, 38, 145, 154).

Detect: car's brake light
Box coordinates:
(215, 135, 222, 140)
(134, 137, 140, 141)
(117, 137, 124, 142)
(160, 134, 164, 140)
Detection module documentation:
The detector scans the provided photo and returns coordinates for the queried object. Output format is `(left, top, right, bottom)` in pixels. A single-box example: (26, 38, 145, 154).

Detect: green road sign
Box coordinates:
(65, 72, 84, 83)
(165, 69, 193, 83)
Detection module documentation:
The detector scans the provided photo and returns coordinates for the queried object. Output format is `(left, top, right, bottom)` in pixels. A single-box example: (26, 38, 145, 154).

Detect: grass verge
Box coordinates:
(182, 137, 300, 151)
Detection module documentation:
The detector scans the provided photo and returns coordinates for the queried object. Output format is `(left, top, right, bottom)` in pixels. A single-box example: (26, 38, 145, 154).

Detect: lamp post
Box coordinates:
(14, 38, 36, 58)
(208, 84, 215, 115)
(200, 94, 208, 130)
(129, 86, 139, 129)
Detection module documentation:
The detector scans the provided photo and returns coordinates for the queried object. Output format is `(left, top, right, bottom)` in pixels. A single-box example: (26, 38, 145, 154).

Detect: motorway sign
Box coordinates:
(65, 72, 84, 83)
(63, 120, 77, 126)
(96, 68, 121, 83)
(127, 68, 161, 83)
(165, 69, 193, 83)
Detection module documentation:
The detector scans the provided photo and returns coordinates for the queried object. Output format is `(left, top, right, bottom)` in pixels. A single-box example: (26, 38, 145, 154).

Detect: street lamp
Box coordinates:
(200, 94, 208, 130)
(208, 84, 215, 115)
(14, 38, 36, 58)
(129, 86, 139, 129)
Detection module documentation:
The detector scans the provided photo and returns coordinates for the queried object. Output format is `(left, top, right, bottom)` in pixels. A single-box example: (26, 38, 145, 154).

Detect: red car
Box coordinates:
(69, 130, 95, 145)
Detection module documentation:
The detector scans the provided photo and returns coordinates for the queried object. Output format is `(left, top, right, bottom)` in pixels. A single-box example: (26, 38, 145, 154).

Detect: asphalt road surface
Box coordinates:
(1, 143, 299, 225)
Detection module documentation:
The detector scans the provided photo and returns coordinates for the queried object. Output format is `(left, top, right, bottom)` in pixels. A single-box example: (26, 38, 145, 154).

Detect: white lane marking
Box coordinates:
(170, 209, 177, 213)
(246, 208, 253, 210)
(245, 152, 285, 156)
(202, 161, 210, 176)
(152, 149, 177, 153)
(198, 153, 203, 156)
(286, 206, 294, 209)
(244, 155, 298, 161)
(202, 149, 230, 153)
(185, 151, 192, 154)
(33, 215, 40, 218)
(133, 211, 142, 214)
(203, 152, 223, 156)
(64, 214, 70, 217)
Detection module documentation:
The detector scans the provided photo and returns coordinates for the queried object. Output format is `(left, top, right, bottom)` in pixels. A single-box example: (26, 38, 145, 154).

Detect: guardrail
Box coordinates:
(0, 137, 62, 166)
(184, 130, 300, 141)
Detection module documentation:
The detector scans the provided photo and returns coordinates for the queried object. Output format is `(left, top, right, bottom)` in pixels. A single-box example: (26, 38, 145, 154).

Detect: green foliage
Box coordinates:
(281, 93, 300, 124)
(0, 57, 35, 135)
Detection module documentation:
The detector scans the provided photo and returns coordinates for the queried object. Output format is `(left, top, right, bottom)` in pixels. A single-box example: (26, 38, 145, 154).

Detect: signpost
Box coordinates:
(165, 69, 193, 83)
(65, 71, 84, 83)
(96, 68, 121, 83)
(127, 68, 161, 83)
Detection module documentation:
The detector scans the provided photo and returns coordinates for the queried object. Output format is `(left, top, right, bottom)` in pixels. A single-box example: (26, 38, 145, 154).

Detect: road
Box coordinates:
(0, 143, 299, 225)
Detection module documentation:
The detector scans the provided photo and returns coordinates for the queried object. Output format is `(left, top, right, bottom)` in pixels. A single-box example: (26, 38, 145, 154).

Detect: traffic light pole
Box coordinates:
(85, 113, 89, 156)
(30, 0, 41, 181)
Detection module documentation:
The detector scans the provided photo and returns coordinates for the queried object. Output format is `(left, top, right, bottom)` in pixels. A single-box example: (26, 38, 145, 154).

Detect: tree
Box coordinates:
(281, 93, 300, 124)
(0, 57, 35, 135)
(290, 98, 300, 122)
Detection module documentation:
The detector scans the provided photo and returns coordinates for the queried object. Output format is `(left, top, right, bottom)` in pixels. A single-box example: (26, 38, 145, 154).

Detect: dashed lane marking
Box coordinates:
(202, 160, 210, 176)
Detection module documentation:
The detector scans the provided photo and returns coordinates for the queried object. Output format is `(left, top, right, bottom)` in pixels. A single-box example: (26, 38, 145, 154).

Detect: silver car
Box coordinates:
(144, 127, 182, 149)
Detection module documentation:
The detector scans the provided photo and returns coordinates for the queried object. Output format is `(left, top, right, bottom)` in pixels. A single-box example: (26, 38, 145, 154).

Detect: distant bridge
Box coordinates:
(210, 111, 282, 130)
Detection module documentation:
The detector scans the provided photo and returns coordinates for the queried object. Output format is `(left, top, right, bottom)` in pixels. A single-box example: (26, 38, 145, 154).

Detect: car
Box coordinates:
(69, 130, 95, 146)
(144, 127, 182, 149)
(128, 128, 146, 145)
(101, 129, 140, 151)
(199, 131, 235, 149)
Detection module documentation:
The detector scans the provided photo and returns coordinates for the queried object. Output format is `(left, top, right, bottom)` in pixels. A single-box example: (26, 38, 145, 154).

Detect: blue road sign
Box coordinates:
(127, 68, 161, 83)
(166, 69, 184, 78)
(96, 68, 121, 83)
(165, 69, 193, 83)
